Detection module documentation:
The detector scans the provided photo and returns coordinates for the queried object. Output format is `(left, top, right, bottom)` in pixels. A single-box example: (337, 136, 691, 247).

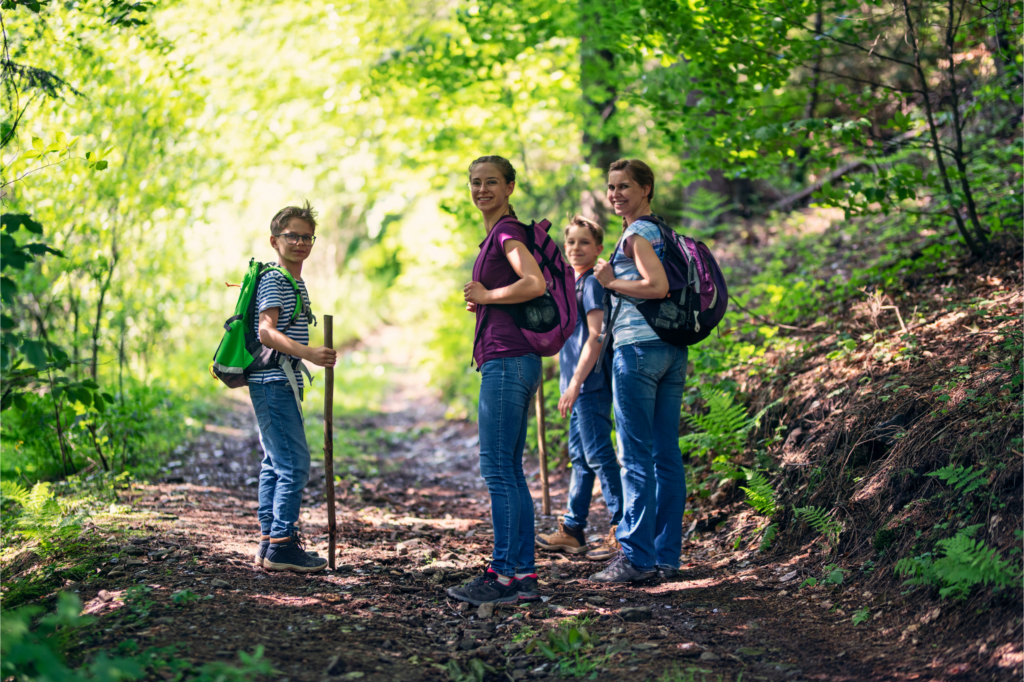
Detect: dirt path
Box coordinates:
(71, 349, 1017, 682)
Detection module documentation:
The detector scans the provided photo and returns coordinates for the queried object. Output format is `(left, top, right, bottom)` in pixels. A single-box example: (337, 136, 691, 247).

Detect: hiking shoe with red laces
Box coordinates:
(447, 567, 521, 606)
(515, 573, 541, 601)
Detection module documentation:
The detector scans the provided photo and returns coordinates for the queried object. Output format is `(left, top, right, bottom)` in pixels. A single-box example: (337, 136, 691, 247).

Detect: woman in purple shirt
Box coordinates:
(447, 155, 547, 606)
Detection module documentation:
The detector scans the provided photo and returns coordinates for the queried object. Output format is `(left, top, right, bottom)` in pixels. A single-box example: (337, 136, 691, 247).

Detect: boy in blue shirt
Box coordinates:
(251, 202, 337, 573)
(536, 216, 624, 560)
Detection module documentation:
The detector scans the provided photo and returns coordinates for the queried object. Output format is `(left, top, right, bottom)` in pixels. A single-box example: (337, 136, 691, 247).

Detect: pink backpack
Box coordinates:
(472, 216, 577, 362)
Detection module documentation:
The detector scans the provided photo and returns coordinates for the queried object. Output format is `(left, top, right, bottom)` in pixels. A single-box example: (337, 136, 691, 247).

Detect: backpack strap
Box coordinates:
(279, 356, 305, 416)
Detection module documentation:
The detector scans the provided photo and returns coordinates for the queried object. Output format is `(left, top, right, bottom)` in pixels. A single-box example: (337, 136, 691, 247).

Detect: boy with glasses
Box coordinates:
(252, 202, 337, 572)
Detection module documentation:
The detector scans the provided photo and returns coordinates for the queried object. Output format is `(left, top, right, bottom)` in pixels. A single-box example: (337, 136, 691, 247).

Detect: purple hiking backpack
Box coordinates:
(603, 214, 728, 349)
(472, 216, 577, 363)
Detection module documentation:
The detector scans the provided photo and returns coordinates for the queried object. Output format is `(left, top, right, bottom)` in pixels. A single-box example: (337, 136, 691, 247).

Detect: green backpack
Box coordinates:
(211, 259, 313, 411)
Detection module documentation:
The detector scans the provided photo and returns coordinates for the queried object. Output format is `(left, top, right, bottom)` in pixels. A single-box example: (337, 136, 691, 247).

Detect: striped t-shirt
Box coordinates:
(610, 219, 666, 348)
(249, 269, 312, 388)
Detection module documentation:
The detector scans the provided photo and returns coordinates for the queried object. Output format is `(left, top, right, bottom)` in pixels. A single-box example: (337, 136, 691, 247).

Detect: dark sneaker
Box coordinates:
(656, 564, 680, 580)
(515, 573, 540, 601)
(447, 567, 520, 606)
(536, 522, 588, 554)
(589, 551, 655, 583)
(255, 539, 269, 567)
(264, 534, 328, 573)
(255, 539, 320, 568)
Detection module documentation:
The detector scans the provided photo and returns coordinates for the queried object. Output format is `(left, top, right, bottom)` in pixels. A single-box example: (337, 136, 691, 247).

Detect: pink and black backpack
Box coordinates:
(472, 216, 577, 363)
(604, 214, 728, 348)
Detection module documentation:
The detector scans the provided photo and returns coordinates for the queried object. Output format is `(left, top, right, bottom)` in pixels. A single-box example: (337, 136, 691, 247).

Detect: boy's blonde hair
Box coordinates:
(564, 214, 604, 245)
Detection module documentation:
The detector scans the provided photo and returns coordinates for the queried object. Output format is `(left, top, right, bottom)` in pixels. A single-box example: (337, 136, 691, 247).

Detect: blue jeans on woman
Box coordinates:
(563, 387, 623, 532)
(478, 353, 542, 577)
(612, 341, 688, 571)
(250, 381, 310, 539)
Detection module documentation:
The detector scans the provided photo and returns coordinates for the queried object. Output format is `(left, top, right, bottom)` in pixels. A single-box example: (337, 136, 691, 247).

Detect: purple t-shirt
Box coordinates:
(472, 217, 535, 367)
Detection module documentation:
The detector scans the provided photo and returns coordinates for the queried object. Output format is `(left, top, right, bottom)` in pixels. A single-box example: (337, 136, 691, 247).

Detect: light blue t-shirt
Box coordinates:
(248, 269, 312, 388)
(610, 219, 666, 348)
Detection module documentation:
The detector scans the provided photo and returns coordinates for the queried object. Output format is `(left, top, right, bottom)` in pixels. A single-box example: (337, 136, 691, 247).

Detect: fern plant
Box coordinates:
(895, 524, 1021, 600)
(925, 464, 988, 497)
(1, 480, 31, 506)
(3, 481, 88, 546)
(793, 506, 844, 549)
(679, 388, 778, 476)
(741, 469, 778, 517)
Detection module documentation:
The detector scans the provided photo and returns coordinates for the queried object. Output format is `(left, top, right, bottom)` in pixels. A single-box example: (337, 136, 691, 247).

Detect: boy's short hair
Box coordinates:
(271, 200, 318, 235)
(564, 214, 604, 245)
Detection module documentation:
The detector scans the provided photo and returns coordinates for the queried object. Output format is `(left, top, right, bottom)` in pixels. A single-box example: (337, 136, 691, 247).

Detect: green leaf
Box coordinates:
(21, 339, 48, 369)
(1, 214, 44, 234)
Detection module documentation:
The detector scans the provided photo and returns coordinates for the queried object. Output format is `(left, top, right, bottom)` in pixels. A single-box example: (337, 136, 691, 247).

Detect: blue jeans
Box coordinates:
(612, 341, 688, 571)
(563, 387, 623, 532)
(478, 353, 542, 576)
(250, 381, 310, 539)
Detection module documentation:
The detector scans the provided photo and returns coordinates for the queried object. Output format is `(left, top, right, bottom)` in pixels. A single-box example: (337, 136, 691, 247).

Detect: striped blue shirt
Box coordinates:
(249, 269, 311, 388)
(610, 219, 666, 348)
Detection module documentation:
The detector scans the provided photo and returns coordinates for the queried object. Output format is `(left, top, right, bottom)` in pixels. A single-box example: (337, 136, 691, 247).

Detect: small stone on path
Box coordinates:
(210, 579, 231, 589)
(699, 651, 721, 662)
(677, 642, 701, 657)
(456, 601, 470, 613)
(619, 606, 652, 622)
(477, 602, 495, 619)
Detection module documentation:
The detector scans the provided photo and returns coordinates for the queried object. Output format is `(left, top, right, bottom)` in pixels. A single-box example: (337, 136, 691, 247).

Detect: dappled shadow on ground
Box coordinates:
(27, 368, 1013, 682)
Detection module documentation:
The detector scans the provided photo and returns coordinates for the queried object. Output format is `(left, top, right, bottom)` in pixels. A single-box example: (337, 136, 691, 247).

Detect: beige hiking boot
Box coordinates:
(585, 525, 620, 561)
(536, 522, 588, 554)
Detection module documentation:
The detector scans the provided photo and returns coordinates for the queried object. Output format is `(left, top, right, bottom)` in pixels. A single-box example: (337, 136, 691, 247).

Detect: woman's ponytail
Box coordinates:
(507, 204, 517, 218)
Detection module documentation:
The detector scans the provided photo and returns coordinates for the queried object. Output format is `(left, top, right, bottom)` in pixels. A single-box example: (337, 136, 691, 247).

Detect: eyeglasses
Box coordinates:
(277, 232, 316, 246)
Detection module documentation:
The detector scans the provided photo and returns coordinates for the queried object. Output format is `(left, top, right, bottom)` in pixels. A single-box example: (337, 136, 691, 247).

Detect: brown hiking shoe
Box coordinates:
(536, 522, 588, 554)
(585, 525, 620, 561)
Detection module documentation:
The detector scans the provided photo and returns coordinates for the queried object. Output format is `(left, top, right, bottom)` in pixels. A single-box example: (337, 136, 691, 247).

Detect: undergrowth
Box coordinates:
(0, 592, 277, 681)
(895, 525, 1021, 600)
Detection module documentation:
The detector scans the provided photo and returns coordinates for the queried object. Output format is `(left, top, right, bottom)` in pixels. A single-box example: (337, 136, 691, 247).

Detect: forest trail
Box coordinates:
(70, 335, 1014, 682)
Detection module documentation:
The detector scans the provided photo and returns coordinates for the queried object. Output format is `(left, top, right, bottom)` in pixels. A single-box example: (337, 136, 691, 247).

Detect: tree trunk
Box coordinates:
(901, 0, 983, 255)
(579, 1, 620, 223)
(944, 0, 988, 244)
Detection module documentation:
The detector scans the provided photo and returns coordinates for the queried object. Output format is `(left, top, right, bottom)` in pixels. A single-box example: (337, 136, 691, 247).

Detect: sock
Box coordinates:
(514, 573, 536, 580)
(496, 574, 513, 585)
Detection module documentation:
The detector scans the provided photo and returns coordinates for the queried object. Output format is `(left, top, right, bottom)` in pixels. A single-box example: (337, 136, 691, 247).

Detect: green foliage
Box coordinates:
(681, 188, 733, 235)
(894, 525, 1021, 600)
(0, 591, 277, 681)
(1, 592, 145, 682)
(525, 621, 605, 679)
(758, 523, 778, 552)
(793, 506, 844, 550)
(851, 607, 872, 626)
(873, 527, 898, 554)
(3, 481, 89, 548)
(926, 464, 989, 497)
(444, 658, 496, 682)
(680, 388, 777, 477)
(171, 589, 200, 606)
(740, 469, 778, 517)
(822, 563, 848, 586)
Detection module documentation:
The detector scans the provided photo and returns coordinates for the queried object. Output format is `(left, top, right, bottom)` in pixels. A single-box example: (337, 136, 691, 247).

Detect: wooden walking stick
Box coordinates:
(323, 315, 337, 570)
(536, 376, 550, 516)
